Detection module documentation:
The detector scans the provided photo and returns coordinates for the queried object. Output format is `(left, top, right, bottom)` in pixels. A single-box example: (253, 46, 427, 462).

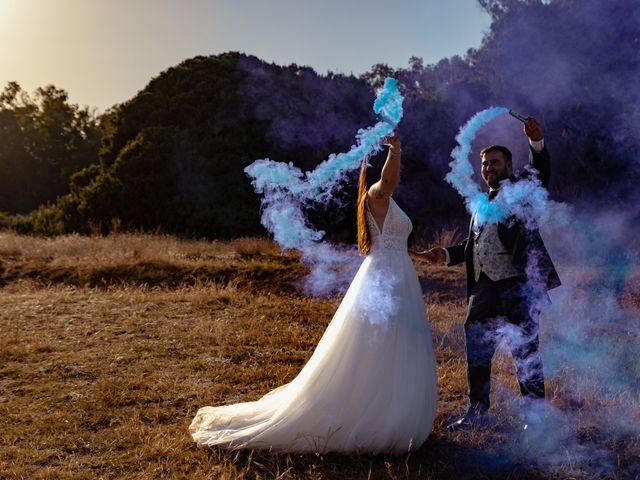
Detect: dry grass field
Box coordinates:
(1, 232, 639, 479)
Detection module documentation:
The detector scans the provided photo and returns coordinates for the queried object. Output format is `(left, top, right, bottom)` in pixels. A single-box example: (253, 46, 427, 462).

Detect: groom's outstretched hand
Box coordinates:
(418, 247, 447, 265)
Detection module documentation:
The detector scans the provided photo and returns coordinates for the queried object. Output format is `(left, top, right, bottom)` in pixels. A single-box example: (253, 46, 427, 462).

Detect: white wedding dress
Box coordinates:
(190, 197, 438, 454)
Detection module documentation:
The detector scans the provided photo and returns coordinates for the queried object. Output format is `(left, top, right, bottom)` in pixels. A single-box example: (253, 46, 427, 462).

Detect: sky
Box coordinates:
(0, 0, 491, 112)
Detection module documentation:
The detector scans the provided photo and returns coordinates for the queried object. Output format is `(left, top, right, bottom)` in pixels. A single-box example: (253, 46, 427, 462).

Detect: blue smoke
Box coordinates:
(445, 106, 571, 229)
(245, 77, 403, 296)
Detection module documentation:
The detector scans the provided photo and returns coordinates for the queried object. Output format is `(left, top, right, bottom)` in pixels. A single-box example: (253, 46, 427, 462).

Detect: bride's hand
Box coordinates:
(383, 129, 401, 150)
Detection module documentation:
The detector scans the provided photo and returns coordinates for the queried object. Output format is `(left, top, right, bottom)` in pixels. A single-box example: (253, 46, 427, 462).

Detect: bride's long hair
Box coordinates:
(357, 160, 371, 255)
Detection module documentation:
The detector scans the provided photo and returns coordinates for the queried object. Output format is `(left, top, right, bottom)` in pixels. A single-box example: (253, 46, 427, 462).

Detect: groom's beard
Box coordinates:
(483, 168, 509, 189)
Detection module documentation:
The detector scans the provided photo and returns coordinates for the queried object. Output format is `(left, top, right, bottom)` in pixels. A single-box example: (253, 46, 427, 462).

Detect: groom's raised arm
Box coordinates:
(524, 117, 551, 188)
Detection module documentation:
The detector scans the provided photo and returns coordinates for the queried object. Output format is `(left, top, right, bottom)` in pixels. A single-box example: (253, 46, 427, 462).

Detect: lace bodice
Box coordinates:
(365, 197, 412, 254)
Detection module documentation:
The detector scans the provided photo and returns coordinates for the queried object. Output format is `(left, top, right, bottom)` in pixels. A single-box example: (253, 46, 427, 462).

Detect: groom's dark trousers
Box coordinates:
(465, 272, 545, 412)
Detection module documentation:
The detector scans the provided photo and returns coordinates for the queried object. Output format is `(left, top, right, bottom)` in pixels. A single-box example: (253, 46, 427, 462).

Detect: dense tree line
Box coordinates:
(2, 0, 638, 239)
(0, 83, 101, 215)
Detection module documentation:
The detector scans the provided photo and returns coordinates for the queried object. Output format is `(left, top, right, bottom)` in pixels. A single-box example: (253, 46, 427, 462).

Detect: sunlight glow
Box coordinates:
(0, 0, 15, 29)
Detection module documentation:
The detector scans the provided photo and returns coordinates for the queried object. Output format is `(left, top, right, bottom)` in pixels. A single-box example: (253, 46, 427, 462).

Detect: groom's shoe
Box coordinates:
(445, 406, 490, 432)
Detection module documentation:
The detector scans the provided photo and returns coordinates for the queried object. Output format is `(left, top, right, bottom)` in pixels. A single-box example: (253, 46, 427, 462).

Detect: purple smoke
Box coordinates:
(445, 103, 640, 475)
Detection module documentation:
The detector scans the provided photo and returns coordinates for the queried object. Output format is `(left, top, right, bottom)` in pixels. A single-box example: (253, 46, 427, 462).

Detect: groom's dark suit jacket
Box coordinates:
(447, 145, 562, 299)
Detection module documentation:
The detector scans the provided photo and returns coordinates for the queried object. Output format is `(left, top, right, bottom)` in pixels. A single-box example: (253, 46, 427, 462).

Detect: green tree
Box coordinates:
(30, 53, 372, 237)
(0, 82, 102, 213)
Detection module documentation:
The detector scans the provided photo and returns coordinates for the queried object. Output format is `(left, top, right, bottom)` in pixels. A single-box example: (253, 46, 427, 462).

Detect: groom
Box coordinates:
(423, 117, 561, 430)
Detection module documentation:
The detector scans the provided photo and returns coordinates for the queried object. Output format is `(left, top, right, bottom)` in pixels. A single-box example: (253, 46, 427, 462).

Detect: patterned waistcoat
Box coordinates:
(472, 221, 520, 282)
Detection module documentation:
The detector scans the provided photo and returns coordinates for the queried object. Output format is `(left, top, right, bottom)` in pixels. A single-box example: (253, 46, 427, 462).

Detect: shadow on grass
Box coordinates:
(0, 254, 307, 294)
(419, 275, 466, 303)
(199, 434, 548, 480)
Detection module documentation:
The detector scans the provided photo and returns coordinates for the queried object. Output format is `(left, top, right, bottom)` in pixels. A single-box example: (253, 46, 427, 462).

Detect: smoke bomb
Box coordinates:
(508, 109, 528, 123)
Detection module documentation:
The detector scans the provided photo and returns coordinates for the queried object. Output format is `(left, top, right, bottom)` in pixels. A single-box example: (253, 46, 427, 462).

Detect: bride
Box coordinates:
(190, 132, 438, 454)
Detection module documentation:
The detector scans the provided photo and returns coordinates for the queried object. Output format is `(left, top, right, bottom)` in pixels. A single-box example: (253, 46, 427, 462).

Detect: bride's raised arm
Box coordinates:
(367, 131, 401, 211)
